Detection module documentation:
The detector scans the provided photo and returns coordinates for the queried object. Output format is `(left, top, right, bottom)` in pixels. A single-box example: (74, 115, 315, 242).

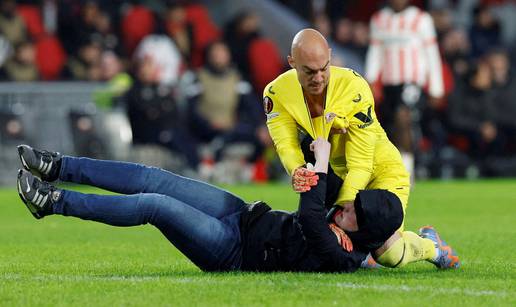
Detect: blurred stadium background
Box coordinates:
(0, 0, 515, 186)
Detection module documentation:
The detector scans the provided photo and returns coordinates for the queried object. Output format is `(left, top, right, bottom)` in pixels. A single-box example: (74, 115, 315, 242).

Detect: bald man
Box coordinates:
(263, 29, 459, 269)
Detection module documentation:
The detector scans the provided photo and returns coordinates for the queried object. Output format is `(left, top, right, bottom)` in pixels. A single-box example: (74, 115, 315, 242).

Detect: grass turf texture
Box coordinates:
(1, 180, 515, 306)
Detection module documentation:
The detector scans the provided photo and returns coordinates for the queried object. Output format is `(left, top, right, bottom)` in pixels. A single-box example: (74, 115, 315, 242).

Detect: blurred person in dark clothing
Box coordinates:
(58, 0, 120, 55)
(164, 2, 193, 65)
(58, 0, 100, 55)
(224, 11, 260, 83)
(0, 40, 39, 81)
(486, 48, 516, 151)
(447, 61, 505, 160)
(124, 54, 200, 169)
(441, 28, 471, 81)
(185, 40, 268, 163)
(469, 5, 501, 59)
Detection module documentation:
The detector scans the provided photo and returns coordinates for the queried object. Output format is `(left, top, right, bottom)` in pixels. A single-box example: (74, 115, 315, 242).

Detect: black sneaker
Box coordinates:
(17, 169, 61, 219)
(17, 145, 62, 182)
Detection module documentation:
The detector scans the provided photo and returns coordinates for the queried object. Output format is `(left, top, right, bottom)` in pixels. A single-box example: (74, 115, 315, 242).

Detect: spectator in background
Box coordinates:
(224, 11, 283, 96)
(447, 61, 505, 163)
(89, 10, 120, 54)
(469, 5, 501, 59)
(333, 17, 354, 49)
(185, 40, 267, 163)
(441, 28, 471, 80)
(133, 35, 182, 86)
(62, 39, 102, 81)
(224, 11, 260, 83)
(487, 48, 516, 151)
(429, 7, 453, 40)
(312, 12, 332, 38)
(350, 21, 369, 61)
(123, 53, 199, 169)
(0, 40, 38, 81)
(365, 0, 444, 180)
(164, 2, 193, 65)
(93, 51, 132, 110)
(0, 0, 27, 46)
(58, 0, 101, 55)
(333, 18, 370, 62)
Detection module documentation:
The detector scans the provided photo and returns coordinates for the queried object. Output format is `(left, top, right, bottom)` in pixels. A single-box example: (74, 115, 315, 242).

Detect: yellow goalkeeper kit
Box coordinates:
(264, 66, 410, 220)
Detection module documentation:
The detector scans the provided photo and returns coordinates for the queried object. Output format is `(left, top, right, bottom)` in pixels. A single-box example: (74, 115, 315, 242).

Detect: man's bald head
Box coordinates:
(290, 29, 329, 60)
(288, 29, 331, 96)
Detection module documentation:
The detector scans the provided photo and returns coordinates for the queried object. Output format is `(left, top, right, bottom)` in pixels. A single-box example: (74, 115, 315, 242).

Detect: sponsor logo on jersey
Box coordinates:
(354, 106, 374, 128)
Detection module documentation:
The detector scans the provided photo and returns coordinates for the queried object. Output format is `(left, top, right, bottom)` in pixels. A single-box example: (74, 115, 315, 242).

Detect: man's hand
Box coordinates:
(292, 167, 319, 193)
(310, 137, 331, 174)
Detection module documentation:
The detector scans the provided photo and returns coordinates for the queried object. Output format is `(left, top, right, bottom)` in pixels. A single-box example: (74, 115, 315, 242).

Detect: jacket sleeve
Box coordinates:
(265, 95, 305, 175)
(298, 173, 367, 272)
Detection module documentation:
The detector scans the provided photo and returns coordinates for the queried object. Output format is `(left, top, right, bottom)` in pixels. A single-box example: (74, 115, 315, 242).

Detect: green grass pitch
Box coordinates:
(1, 180, 515, 306)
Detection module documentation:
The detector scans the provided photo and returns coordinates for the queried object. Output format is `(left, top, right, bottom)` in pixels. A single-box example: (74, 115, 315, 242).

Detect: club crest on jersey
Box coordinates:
(263, 96, 274, 114)
(325, 112, 337, 123)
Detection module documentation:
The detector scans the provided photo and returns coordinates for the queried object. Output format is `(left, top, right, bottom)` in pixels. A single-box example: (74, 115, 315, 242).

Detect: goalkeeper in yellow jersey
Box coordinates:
(264, 28, 459, 269)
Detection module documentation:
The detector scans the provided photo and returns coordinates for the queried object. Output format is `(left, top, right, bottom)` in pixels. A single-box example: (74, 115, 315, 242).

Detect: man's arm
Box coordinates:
(264, 92, 318, 192)
(264, 95, 305, 175)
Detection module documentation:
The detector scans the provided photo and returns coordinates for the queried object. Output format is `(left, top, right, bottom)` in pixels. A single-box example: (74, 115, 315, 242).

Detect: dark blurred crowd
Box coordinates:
(0, 0, 286, 181)
(1, 0, 516, 178)
(280, 0, 516, 177)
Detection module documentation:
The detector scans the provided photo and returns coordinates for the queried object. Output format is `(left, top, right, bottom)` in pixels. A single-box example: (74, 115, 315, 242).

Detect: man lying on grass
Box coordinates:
(16, 138, 408, 272)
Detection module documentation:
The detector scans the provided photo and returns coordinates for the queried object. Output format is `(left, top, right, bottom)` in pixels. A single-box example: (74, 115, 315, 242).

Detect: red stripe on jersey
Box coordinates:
(385, 13, 392, 31)
(383, 48, 390, 84)
(411, 11, 423, 32)
(399, 48, 406, 83)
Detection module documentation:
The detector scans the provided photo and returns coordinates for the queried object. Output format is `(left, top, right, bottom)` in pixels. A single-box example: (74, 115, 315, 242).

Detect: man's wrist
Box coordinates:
(313, 158, 329, 174)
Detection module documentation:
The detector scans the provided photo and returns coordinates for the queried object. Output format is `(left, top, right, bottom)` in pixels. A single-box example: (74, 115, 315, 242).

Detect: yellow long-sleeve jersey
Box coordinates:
(264, 66, 410, 205)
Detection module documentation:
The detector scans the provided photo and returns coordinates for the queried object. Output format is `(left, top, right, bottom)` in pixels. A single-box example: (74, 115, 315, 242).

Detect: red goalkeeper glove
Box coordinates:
(292, 166, 319, 193)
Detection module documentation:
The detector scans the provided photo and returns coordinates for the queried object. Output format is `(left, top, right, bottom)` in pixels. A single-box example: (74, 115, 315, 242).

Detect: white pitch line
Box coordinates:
(335, 282, 507, 297)
(0, 274, 509, 297)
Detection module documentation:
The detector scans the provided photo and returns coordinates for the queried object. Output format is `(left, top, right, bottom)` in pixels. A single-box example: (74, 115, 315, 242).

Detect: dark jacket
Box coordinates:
(240, 173, 367, 272)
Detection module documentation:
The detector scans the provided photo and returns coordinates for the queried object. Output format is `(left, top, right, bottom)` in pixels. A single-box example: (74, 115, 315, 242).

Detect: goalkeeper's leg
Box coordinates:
(375, 229, 460, 269)
(375, 231, 436, 268)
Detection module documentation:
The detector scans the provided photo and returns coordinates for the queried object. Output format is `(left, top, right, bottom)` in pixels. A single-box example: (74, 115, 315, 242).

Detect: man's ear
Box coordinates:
(287, 55, 295, 69)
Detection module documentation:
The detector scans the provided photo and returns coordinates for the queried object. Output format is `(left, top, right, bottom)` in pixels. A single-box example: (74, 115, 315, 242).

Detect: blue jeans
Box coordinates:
(53, 156, 246, 271)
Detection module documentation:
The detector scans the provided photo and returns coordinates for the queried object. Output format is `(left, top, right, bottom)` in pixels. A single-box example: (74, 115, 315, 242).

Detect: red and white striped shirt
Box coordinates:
(365, 6, 444, 98)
